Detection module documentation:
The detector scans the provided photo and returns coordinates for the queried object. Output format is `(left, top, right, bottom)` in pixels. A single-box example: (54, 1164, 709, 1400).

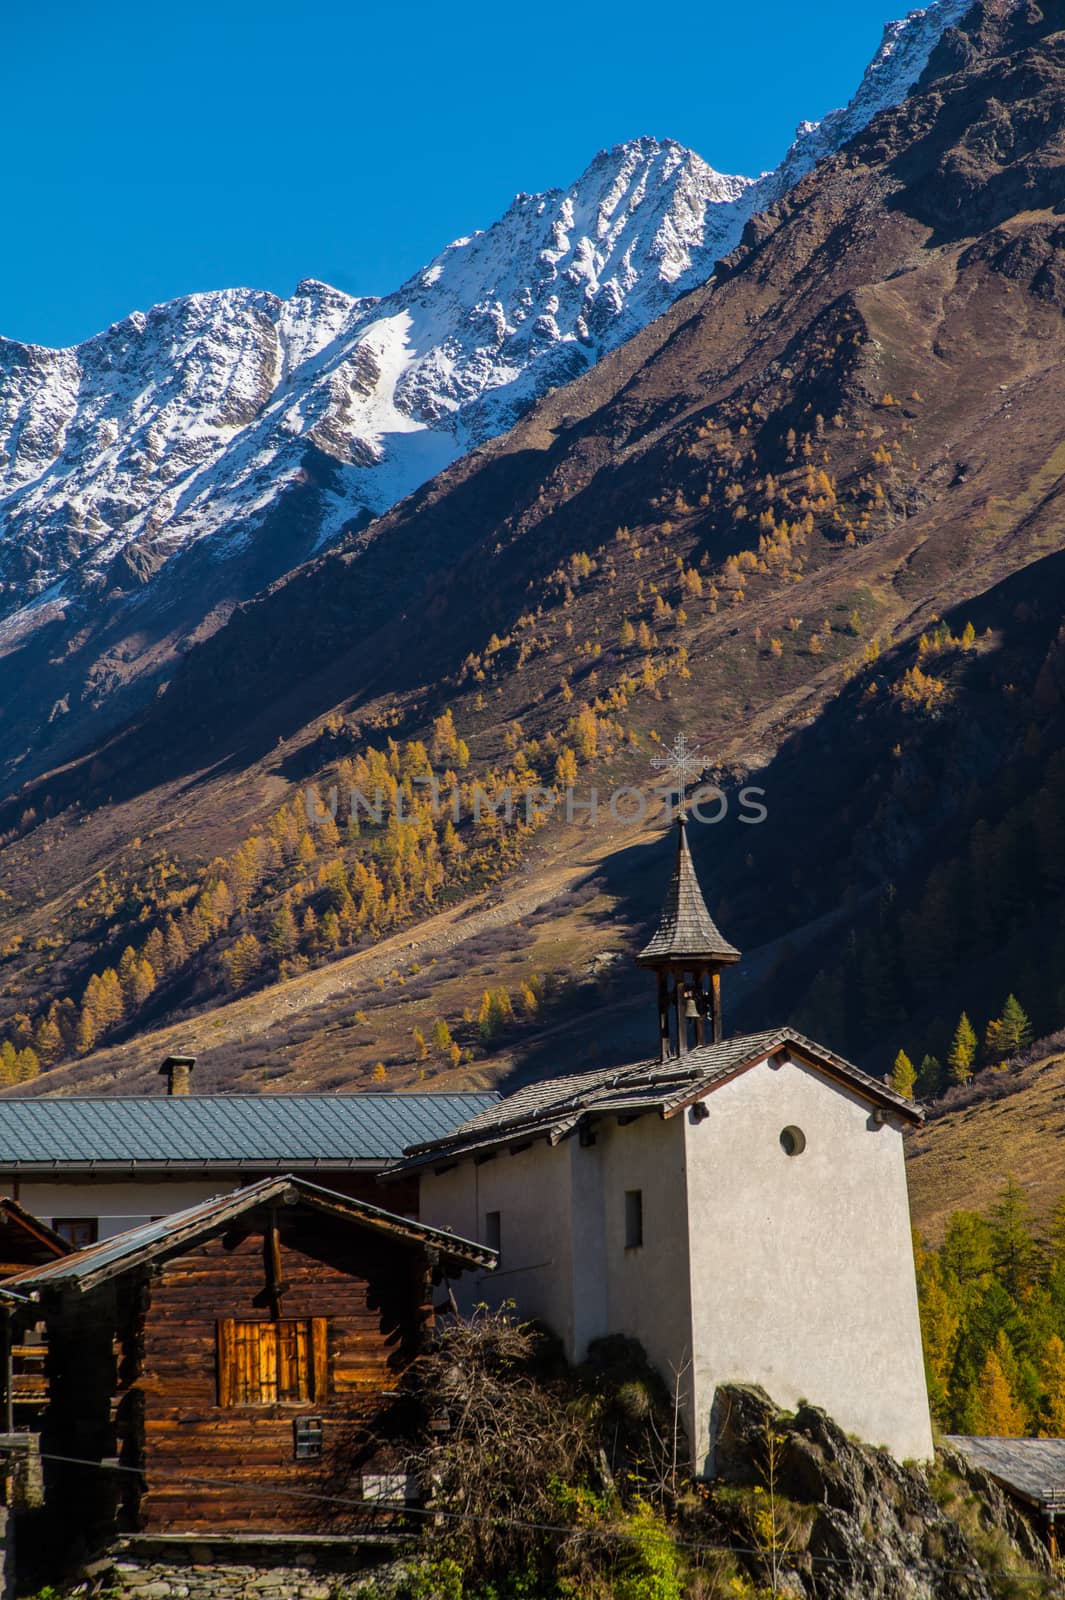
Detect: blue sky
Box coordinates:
(5, 0, 908, 349)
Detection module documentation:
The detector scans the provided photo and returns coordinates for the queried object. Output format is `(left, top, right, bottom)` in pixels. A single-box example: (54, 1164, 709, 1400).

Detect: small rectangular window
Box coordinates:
(625, 1190, 643, 1250)
(53, 1218, 98, 1249)
(484, 1210, 502, 1260)
(293, 1415, 324, 1460)
(217, 1318, 327, 1406)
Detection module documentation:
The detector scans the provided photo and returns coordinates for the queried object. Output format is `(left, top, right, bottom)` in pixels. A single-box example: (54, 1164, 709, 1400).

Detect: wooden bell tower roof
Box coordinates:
(636, 813, 740, 968)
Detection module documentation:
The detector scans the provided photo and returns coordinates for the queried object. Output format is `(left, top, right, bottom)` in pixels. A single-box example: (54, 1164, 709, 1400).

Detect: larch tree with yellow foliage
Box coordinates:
(973, 1343, 1027, 1437)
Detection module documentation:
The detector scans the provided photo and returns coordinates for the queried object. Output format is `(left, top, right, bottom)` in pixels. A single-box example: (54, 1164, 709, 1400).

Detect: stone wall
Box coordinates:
(92, 1548, 404, 1600)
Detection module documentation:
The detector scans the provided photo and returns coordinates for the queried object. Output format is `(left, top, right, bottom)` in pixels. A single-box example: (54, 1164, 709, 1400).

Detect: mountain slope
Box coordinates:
(1, 0, 1061, 1102)
(0, 0, 976, 783)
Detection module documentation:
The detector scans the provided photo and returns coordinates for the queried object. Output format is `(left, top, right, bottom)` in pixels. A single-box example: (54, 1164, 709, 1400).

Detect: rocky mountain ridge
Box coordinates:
(0, 0, 978, 782)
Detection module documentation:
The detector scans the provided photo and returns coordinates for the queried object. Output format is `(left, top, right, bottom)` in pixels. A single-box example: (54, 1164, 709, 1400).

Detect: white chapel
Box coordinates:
(393, 815, 934, 1472)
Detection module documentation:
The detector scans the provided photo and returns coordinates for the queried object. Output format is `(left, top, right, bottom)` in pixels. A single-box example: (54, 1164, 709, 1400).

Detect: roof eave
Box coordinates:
(635, 946, 742, 966)
(0, 1158, 392, 1176)
(8, 1175, 499, 1295)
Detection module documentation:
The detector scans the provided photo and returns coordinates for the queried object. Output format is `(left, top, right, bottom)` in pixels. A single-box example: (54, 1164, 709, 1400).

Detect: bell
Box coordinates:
(684, 995, 700, 1021)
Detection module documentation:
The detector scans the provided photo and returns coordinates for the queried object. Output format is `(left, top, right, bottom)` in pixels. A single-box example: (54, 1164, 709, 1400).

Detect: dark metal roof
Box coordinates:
(389, 1027, 923, 1174)
(4, 1175, 497, 1295)
(637, 814, 740, 965)
(0, 1092, 498, 1172)
(945, 1437, 1065, 1511)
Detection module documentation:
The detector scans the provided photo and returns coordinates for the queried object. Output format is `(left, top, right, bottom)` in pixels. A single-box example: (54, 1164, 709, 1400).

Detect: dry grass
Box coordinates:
(906, 1052, 1065, 1241)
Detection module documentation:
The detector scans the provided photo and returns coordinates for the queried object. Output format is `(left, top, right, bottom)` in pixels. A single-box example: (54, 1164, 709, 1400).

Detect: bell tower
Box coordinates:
(637, 813, 740, 1059)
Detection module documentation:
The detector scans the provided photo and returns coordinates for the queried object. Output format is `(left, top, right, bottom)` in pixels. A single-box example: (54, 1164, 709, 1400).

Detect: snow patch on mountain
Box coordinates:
(0, 0, 982, 645)
(764, 0, 977, 196)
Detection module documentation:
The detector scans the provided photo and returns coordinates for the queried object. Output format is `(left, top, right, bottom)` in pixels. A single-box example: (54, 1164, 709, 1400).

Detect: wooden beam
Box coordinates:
(263, 1211, 289, 1321)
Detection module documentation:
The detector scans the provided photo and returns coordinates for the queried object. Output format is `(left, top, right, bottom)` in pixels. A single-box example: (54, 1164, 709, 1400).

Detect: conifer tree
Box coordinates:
(478, 991, 497, 1042)
(76, 1005, 97, 1055)
(223, 934, 262, 992)
(412, 1027, 429, 1062)
(1040, 1335, 1065, 1436)
(431, 1018, 452, 1054)
(947, 1013, 978, 1085)
(130, 959, 157, 1010)
(95, 969, 124, 1030)
(15, 1047, 39, 1083)
(973, 1344, 1026, 1436)
(33, 1015, 62, 1065)
(915, 1055, 944, 1101)
(144, 927, 166, 977)
(518, 980, 540, 1018)
(990, 1176, 1036, 1298)
(164, 918, 188, 974)
(997, 995, 1032, 1060)
(267, 902, 298, 960)
(440, 819, 465, 861)
(118, 945, 138, 985)
(554, 748, 578, 788)
(890, 1049, 916, 1100)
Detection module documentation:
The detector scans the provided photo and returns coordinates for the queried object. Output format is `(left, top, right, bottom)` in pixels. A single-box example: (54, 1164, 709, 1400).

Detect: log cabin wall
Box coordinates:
(127, 1205, 429, 1535)
(40, 1280, 126, 1550)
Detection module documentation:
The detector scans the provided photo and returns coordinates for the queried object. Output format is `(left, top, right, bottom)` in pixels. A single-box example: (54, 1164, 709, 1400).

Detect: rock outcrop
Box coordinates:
(710, 1384, 1054, 1599)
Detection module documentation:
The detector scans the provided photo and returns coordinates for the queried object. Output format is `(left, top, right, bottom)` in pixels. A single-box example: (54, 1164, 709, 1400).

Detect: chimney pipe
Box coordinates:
(160, 1054, 196, 1097)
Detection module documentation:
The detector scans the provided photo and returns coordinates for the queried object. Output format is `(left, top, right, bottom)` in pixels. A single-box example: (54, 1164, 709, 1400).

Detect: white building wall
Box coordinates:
(416, 1053, 932, 1475)
(584, 1116, 694, 1408)
(682, 1053, 933, 1472)
(421, 1120, 695, 1410)
(419, 1142, 578, 1349)
(0, 1178, 238, 1240)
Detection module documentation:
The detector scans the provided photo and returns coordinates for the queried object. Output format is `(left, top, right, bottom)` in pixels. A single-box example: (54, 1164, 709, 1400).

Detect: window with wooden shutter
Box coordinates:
(217, 1318, 327, 1406)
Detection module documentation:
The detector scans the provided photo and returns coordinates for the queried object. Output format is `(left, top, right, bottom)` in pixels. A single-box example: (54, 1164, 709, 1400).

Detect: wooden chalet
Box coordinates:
(3, 1176, 494, 1549)
(0, 1200, 69, 1422)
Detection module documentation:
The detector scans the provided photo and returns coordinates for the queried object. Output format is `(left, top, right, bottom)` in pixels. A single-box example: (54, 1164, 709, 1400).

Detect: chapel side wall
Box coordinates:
(583, 1116, 695, 1424)
(418, 1143, 578, 1353)
(683, 1056, 933, 1473)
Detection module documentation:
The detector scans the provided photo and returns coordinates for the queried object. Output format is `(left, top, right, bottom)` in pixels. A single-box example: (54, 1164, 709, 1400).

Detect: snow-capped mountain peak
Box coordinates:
(0, 134, 754, 636)
(767, 0, 976, 190)
(0, 0, 988, 762)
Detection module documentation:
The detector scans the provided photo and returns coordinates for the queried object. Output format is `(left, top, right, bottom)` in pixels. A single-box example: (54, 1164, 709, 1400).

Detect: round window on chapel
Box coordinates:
(780, 1125, 806, 1158)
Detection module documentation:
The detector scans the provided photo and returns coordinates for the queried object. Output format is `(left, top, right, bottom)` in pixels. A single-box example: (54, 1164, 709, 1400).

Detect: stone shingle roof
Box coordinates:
(945, 1437, 1065, 1511)
(637, 814, 740, 965)
(389, 1027, 923, 1174)
(0, 1092, 499, 1173)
